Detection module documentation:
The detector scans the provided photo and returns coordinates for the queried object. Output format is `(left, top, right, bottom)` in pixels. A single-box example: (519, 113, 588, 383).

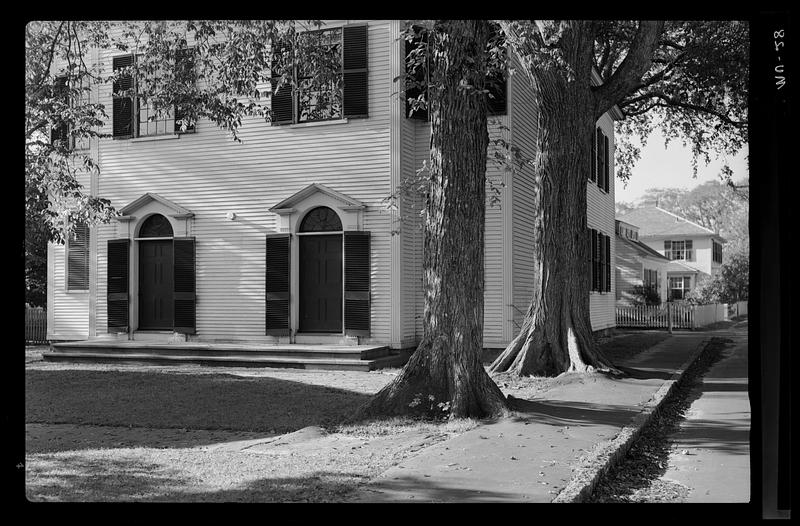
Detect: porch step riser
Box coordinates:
(41, 352, 408, 372)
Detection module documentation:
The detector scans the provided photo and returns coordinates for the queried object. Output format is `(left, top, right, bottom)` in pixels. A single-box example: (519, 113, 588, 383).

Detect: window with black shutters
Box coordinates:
(593, 127, 611, 193)
(66, 223, 89, 291)
(271, 24, 368, 125)
(112, 50, 196, 139)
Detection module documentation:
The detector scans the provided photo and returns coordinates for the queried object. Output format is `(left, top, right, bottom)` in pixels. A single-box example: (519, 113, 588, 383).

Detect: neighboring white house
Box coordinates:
(616, 206, 726, 301)
(47, 20, 621, 351)
(614, 218, 670, 305)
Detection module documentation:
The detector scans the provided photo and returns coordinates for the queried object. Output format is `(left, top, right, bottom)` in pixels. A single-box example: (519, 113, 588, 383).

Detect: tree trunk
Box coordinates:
(358, 20, 509, 420)
(489, 22, 619, 377)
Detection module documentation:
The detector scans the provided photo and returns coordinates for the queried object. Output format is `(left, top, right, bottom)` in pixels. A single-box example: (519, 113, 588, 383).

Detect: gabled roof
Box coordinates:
(616, 206, 725, 241)
(119, 193, 194, 218)
(617, 235, 669, 261)
(269, 183, 366, 214)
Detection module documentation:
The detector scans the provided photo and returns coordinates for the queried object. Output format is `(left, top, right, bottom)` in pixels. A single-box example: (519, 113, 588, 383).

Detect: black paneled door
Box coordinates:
(138, 240, 174, 330)
(299, 234, 343, 332)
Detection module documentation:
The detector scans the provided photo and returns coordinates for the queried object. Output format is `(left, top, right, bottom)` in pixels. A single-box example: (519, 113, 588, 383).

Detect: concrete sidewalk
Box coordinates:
(350, 330, 728, 503)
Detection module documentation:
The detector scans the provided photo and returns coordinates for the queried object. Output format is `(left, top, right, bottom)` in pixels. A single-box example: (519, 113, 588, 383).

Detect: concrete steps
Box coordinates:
(43, 341, 408, 372)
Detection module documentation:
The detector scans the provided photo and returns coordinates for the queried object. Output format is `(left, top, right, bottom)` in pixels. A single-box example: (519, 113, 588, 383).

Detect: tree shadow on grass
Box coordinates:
(26, 369, 377, 452)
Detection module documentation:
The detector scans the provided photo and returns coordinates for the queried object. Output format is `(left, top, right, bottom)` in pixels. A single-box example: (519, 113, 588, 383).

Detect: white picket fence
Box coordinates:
(616, 301, 746, 330)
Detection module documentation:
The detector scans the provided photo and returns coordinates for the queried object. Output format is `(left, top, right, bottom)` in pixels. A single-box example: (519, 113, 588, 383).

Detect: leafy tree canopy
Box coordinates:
(609, 20, 749, 183)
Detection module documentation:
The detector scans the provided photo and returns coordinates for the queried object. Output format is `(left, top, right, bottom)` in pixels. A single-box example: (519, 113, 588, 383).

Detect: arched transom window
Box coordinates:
(299, 206, 342, 232)
(139, 214, 174, 238)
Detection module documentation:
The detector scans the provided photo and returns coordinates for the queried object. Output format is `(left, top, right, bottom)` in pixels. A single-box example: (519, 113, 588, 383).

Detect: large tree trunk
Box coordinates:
(358, 20, 508, 420)
(489, 22, 618, 378)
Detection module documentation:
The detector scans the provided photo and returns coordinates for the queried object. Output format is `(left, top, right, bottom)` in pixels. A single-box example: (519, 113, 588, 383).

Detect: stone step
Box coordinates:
(41, 350, 408, 372)
(48, 341, 390, 361)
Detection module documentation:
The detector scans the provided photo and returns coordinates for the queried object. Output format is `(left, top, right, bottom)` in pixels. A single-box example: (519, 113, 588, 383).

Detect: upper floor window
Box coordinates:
(590, 127, 611, 193)
(112, 50, 195, 139)
(664, 240, 693, 261)
(271, 24, 368, 125)
(51, 76, 92, 151)
(712, 240, 723, 264)
(66, 222, 89, 291)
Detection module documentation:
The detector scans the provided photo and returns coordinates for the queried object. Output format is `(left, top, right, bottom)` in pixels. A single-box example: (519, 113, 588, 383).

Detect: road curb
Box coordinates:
(551, 337, 712, 503)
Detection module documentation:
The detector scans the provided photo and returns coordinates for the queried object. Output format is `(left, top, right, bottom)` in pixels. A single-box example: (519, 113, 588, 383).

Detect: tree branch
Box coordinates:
(592, 20, 665, 120)
(35, 21, 64, 92)
(627, 92, 746, 127)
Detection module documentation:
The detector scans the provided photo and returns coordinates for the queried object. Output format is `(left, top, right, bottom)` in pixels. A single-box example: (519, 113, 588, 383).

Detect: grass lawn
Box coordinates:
(24, 329, 673, 502)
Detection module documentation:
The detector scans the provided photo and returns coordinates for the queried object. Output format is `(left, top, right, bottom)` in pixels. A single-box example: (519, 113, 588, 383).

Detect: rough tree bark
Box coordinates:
(489, 21, 664, 377)
(358, 20, 509, 419)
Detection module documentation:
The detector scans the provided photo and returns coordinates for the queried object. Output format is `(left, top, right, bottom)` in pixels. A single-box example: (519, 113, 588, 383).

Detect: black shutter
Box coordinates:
(685, 239, 693, 261)
(270, 39, 294, 125)
(664, 240, 671, 259)
(174, 48, 196, 133)
(266, 234, 291, 335)
(596, 128, 603, 190)
(603, 134, 610, 192)
(344, 231, 370, 337)
(590, 126, 597, 182)
(113, 55, 135, 138)
(67, 223, 89, 291)
(51, 76, 70, 146)
(486, 71, 507, 116)
(342, 24, 368, 118)
(605, 234, 612, 292)
(404, 26, 429, 121)
(599, 232, 606, 292)
(587, 228, 593, 289)
(107, 239, 130, 332)
(173, 237, 196, 334)
(591, 228, 599, 291)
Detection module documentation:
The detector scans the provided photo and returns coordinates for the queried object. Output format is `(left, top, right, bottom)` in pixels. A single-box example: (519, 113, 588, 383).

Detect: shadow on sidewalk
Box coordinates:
(507, 398, 638, 428)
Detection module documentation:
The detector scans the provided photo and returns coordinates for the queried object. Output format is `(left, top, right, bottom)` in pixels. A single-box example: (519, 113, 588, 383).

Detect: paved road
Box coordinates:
(659, 324, 750, 502)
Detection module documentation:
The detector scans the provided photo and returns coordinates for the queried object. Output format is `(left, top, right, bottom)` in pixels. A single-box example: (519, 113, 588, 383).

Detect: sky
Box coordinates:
(614, 130, 749, 205)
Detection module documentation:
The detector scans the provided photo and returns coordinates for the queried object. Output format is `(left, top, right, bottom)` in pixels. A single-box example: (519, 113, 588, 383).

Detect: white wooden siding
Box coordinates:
(483, 120, 511, 347)
(587, 114, 616, 331)
(509, 60, 539, 338)
(89, 20, 395, 342)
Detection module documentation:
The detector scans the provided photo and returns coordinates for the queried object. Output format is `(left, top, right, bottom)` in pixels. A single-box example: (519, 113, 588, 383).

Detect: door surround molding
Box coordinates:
(269, 183, 366, 342)
(113, 193, 194, 336)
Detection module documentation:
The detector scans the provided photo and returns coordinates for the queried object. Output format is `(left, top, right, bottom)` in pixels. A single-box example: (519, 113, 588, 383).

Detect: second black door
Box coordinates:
(299, 234, 343, 332)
